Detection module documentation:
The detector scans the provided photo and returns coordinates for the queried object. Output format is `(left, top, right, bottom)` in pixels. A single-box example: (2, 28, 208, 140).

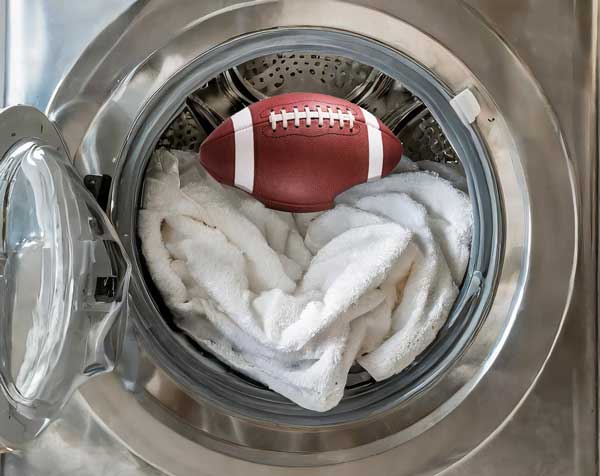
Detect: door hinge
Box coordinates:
(84, 175, 112, 210)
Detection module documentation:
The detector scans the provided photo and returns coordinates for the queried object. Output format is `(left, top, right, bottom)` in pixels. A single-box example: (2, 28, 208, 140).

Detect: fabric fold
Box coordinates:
(139, 149, 472, 411)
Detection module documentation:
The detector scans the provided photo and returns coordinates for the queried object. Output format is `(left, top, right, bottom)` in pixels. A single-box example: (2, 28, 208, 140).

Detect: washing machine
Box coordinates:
(0, 1, 597, 475)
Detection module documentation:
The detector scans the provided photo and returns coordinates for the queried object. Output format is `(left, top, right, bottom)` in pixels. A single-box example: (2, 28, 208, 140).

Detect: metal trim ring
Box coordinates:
(46, 1, 576, 474)
(112, 29, 499, 428)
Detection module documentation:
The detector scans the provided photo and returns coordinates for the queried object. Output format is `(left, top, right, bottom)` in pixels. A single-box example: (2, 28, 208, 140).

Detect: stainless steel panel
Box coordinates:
(36, 0, 583, 473)
(0, 0, 6, 107)
(1, 0, 596, 475)
(45, 4, 559, 472)
(443, 1, 598, 474)
(4, 0, 135, 110)
(2, 393, 164, 476)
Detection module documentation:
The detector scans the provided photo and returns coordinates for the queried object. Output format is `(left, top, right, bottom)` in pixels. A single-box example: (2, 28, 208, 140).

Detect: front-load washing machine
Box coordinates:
(0, 1, 597, 475)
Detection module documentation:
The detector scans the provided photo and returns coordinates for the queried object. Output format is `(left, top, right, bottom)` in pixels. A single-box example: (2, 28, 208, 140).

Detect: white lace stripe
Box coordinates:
(231, 108, 255, 192)
(361, 108, 384, 181)
(267, 106, 357, 131)
(347, 109, 355, 129)
(317, 106, 324, 127)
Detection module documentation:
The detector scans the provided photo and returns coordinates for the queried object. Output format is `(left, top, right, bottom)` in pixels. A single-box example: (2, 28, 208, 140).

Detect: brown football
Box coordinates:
(199, 92, 403, 212)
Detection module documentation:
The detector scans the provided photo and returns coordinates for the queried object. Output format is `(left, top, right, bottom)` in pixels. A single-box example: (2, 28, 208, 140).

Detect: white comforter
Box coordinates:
(138, 149, 472, 411)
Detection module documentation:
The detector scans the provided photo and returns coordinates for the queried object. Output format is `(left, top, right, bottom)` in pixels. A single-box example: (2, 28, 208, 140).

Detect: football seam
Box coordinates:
(259, 125, 362, 139)
(256, 195, 334, 211)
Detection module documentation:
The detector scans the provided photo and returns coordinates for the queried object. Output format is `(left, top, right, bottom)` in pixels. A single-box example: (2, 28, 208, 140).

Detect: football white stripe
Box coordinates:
(361, 108, 384, 181)
(232, 108, 255, 193)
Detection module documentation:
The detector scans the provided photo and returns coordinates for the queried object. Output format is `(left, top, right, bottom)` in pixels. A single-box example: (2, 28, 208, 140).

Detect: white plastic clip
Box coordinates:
(450, 88, 481, 126)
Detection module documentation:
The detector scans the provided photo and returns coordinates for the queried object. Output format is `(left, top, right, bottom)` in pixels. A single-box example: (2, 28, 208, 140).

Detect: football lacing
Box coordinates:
(269, 106, 356, 131)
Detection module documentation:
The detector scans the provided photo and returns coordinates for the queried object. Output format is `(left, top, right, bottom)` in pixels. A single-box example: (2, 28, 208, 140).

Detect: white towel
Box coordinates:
(138, 149, 472, 411)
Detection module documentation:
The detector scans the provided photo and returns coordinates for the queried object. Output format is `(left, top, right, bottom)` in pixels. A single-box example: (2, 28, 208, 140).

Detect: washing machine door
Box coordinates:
(0, 106, 131, 450)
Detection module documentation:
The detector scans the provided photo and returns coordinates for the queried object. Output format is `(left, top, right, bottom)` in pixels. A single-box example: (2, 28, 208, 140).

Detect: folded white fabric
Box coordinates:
(138, 149, 472, 411)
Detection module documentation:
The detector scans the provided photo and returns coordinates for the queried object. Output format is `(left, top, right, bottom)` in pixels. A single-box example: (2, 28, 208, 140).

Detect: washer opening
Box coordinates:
(115, 30, 500, 429)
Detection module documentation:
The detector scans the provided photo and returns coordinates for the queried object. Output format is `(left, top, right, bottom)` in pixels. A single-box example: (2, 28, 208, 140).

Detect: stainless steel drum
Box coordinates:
(0, 1, 595, 476)
(126, 42, 492, 432)
(161, 53, 455, 164)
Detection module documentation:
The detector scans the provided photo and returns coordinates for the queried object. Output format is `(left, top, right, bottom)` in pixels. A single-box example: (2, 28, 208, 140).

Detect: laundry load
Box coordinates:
(138, 149, 472, 411)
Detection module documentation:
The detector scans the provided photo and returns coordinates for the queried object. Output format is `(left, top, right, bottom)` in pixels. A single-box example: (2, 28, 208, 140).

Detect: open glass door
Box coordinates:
(0, 106, 130, 450)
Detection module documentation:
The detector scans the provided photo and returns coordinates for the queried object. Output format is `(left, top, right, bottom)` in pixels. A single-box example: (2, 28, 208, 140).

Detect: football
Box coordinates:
(199, 92, 404, 212)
